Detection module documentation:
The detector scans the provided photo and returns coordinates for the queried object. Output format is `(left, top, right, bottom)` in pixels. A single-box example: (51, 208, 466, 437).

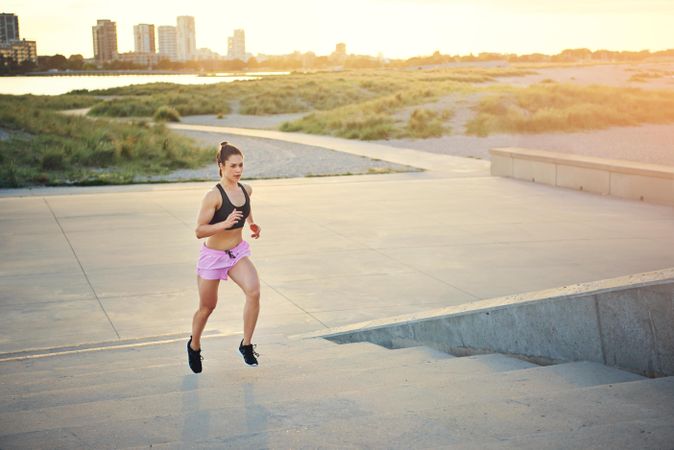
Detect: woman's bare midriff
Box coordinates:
(205, 227, 243, 251)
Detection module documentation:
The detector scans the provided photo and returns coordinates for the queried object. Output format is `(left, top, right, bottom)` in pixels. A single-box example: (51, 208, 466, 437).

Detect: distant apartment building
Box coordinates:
(133, 24, 156, 54)
(227, 29, 245, 60)
(117, 52, 160, 66)
(0, 39, 36, 64)
(158, 25, 177, 61)
(330, 42, 347, 64)
(335, 43, 346, 56)
(0, 13, 37, 64)
(176, 16, 196, 61)
(196, 48, 222, 60)
(92, 19, 118, 62)
(0, 13, 19, 43)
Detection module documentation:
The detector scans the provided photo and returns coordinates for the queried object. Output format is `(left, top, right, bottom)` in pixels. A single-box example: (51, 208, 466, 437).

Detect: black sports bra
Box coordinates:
(209, 183, 250, 229)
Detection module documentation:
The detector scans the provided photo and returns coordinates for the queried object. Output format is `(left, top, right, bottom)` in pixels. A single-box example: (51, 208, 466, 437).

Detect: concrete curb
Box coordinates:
(490, 147, 674, 206)
(295, 267, 674, 377)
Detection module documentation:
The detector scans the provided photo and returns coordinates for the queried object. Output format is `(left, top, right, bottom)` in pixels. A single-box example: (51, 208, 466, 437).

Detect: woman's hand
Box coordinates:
(222, 209, 244, 229)
(250, 223, 261, 239)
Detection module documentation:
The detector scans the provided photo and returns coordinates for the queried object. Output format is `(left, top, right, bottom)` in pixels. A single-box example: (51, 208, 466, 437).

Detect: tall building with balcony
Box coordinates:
(158, 25, 177, 61)
(92, 19, 118, 62)
(0, 13, 19, 44)
(176, 16, 195, 61)
(0, 13, 37, 64)
(133, 24, 156, 54)
(0, 39, 36, 64)
(227, 29, 246, 61)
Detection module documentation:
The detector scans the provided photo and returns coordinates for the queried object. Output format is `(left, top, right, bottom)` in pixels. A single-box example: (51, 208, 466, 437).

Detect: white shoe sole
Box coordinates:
(237, 348, 258, 367)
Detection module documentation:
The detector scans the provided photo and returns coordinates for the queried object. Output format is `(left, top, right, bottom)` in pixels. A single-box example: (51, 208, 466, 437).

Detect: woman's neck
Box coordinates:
(220, 178, 237, 189)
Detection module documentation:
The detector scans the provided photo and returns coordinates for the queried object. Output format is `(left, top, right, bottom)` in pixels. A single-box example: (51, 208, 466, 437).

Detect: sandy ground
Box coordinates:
(389, 63, 674, 167)
(375, 124, 674, 166)
(494, 62, 674, 89)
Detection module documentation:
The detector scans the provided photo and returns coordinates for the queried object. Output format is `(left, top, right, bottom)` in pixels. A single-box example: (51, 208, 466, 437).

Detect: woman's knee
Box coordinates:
(245, 284, 261, 301)
(199, 303, 216, 315)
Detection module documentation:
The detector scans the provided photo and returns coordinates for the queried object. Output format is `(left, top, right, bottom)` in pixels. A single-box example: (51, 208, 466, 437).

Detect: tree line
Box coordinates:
(2, 48, 673, 75)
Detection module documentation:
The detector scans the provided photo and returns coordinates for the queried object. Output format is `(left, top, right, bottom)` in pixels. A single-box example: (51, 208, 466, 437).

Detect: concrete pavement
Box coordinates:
(0, 132, 673, 355)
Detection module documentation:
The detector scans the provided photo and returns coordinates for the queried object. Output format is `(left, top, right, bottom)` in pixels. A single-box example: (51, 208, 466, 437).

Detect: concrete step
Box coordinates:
(116, 415, 674, 450)
(1, 345, 453, 414)
(0, 351, 642, 439)
(0, 341, 453, 412)
(287, 377, 674, 449)
(0, 334, 341, 376)
(467, 415, 674, 450)
(2, 376, 671, 449)
(0, 337, 388, 390)
(1, 333, 666, 449)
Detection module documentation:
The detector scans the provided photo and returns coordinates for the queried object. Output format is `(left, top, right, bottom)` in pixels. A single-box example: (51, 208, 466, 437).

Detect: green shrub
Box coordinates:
(41, 149, 66, 170)
(405, 108, 452, 138)
(0, 95, 211, 187)
(279, 86, 455, 139)
(89, 97, 158, 117)
(153, 106, 181, 122)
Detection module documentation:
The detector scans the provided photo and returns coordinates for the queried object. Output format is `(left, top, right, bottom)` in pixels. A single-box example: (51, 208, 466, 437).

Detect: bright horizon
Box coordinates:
(5, 0, 674, 59)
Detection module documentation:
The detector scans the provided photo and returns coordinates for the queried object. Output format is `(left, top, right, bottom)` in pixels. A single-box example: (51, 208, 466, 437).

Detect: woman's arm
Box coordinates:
(194, 190, 243, 239)
(243, 184, 261, 239)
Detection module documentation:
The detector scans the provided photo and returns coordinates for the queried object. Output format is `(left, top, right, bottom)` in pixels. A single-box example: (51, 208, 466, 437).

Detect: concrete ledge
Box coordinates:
(296, 268, 674, 377)
(490, 147, 674, 206)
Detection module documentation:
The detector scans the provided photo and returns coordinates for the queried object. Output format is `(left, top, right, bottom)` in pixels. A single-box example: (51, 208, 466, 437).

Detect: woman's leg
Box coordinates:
(227, 257, 260, 345)
(191, 276, 220, 350)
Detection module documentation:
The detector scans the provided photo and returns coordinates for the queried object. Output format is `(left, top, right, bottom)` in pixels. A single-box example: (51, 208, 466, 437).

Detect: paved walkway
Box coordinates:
(1, 133, 673, 355)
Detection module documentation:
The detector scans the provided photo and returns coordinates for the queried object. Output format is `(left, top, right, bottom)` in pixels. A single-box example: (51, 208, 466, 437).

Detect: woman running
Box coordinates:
(187, 141, 262, 373)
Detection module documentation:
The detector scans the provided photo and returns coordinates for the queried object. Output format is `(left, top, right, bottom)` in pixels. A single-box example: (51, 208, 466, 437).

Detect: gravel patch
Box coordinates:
(135, 130, 419, 182)
(374, 123, 674, 167)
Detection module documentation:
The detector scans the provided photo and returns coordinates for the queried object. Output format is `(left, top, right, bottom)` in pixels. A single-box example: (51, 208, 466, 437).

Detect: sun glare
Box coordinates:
(5, 0, 674, 58)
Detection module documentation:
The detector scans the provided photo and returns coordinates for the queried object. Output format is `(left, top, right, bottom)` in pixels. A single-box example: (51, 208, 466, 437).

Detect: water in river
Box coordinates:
(0, 72, 286, 96)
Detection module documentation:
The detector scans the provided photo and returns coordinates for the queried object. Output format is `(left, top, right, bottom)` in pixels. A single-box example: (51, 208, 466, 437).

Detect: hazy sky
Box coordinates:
(5, 0, 673, 58)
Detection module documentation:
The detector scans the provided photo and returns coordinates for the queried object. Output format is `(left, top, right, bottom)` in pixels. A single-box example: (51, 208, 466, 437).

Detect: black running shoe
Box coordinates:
(238, 339, 259, 366)
(187, 337, 203, 373)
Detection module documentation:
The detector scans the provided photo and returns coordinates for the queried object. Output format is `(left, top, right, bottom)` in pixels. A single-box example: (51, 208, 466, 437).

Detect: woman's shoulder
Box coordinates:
(240, 182, 253, 196)
(202, 185, 222, 206)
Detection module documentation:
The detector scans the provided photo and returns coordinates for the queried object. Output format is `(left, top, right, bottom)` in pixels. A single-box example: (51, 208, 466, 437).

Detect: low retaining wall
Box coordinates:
(298, 268, 674, 377)
(490, 147, 674, 206)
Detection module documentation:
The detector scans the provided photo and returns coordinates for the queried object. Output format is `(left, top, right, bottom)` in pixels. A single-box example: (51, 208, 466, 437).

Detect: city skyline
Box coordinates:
(4, 0, 674, 59)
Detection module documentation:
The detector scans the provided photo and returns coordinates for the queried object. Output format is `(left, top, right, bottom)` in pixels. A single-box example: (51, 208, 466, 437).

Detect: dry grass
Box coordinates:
(466, 83, 674, 136)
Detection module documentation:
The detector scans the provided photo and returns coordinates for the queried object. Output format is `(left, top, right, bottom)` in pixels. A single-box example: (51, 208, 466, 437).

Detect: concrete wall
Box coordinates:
(490, 147, 674, 206)
(301, 268, 674, 377)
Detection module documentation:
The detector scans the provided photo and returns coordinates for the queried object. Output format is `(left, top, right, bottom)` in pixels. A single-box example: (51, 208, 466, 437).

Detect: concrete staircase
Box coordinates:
(1, 334, 673, 449)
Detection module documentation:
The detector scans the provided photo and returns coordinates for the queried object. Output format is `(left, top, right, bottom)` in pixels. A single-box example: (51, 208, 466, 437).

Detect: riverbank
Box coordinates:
(24, 70, 287, 76)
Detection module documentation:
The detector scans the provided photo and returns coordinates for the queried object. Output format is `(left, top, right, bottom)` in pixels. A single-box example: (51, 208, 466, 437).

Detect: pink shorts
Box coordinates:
(196, 241, 251, 280)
